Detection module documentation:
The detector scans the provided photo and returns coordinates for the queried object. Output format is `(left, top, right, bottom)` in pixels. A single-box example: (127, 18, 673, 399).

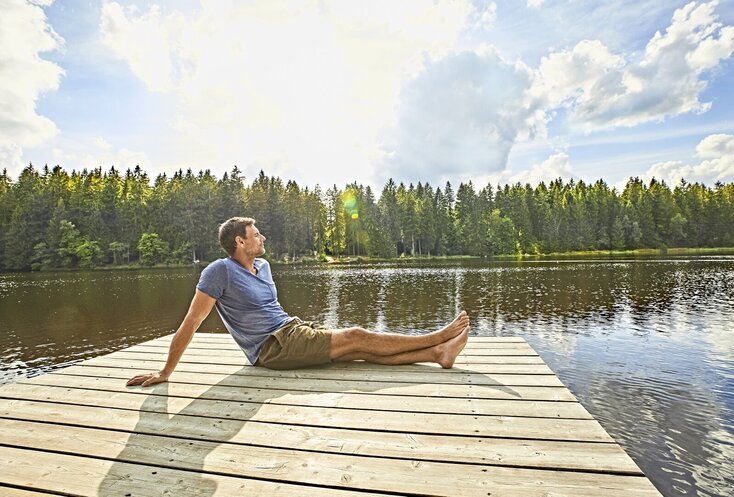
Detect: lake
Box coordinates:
(1, 257, 732, 497)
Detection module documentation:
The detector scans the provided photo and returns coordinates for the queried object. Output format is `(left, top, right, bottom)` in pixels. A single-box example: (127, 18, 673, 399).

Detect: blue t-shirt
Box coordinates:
(196, 257, 292, 364)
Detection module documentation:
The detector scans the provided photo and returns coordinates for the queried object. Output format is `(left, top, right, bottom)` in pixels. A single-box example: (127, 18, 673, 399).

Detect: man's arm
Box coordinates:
(126, 289, 217, 387)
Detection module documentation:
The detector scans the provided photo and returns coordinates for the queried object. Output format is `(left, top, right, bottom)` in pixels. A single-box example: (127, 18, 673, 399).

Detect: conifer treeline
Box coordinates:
(0, 164, 733, 270)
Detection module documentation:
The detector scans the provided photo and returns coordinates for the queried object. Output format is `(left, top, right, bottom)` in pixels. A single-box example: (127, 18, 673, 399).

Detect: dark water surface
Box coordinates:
(1, 257, 733, 497)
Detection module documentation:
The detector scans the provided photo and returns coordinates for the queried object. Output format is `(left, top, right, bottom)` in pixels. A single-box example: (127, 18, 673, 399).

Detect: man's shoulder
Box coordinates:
(205, 258, 229, 269)
(200, 258, 230, 277)
(196, 258, 230, 297)
(254, 258, 270, 268)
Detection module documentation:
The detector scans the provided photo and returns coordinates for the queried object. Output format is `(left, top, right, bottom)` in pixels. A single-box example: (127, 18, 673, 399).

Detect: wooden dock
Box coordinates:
(0, 334, 662, 496)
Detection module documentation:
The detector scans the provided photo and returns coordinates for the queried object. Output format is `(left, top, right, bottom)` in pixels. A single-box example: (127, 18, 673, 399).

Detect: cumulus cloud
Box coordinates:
(100, 3, 184, 92)
(382, 46, 544, 185)
(385, 1, 733, 186)
(642, 134, 734, 186)
(0, 0, 63, 169)
(100, 0, 474, 186)
(96, 0, 733, 188)
(513, 151, 573, 185)
(531, 0, 734, 130)
(51, 136, 149, 172)
(472, 1, 497, 30)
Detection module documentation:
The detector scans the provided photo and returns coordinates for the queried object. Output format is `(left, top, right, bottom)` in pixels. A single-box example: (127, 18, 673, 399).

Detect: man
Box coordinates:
(127, 217, 470, 387)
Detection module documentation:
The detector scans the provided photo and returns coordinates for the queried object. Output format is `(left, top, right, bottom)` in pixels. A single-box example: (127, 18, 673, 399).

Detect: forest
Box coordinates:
(0, 163, 733, 271)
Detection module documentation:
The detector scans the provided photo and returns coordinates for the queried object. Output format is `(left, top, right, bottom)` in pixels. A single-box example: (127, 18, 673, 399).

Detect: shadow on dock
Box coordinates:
(98, 364, 517, 496)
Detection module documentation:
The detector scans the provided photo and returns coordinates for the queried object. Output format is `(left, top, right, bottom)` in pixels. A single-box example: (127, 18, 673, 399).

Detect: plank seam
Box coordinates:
(74, 365, 569, 387)
(0, 483, 79, 497)
(0, 442, 433, 497)
(0, 418, 644, 477)
(11, 381, 592, 419)
(0, 399, 618, 444)
(48, 371, 582, 403)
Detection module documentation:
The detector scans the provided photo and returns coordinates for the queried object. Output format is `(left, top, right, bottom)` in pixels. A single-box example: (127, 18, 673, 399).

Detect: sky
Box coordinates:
(2, 0, 734, 192)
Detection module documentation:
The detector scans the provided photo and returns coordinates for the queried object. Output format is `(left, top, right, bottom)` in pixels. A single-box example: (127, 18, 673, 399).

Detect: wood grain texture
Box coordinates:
(0, 335, 663, 497)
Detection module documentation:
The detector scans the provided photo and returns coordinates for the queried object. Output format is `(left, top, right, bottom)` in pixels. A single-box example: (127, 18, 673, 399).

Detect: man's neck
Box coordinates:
(232, 254, 257, 275)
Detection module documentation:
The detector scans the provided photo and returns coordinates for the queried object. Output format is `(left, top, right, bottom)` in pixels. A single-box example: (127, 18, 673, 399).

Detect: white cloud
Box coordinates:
(93, 0, 733, 189)
(51, 136, 149, 172)
(473, 1, 497, 30)
(473, 151, 574, 188)
(514, 151, 573, 185)
(382, 46, 545, 186)
(531, 0, 734, 130)
(100, 2, 184, 92)
(93, 136, 112, 151)
(377, 1, 733, 187)
(0, 0, 63, 169)
(642, 134, 734, 186)
(100, 0, 474, 187)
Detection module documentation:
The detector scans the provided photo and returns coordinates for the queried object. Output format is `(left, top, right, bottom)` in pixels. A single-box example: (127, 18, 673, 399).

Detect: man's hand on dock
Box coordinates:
(126, 371, 169, 387)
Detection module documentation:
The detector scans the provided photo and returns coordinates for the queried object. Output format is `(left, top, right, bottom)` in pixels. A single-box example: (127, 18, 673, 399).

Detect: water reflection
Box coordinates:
(1, 257, 733, 497)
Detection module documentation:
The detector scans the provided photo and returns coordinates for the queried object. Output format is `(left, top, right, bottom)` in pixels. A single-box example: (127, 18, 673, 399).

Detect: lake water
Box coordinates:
(1, 257, 732, 497)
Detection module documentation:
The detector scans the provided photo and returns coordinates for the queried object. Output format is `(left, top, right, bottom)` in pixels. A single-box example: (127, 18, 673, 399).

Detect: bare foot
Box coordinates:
(435, 311, 469, 340)
(436, 325, 469, 369)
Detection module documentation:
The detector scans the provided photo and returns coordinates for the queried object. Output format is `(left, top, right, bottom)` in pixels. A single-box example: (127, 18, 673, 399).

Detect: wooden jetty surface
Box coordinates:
(0, 334, 663, 496)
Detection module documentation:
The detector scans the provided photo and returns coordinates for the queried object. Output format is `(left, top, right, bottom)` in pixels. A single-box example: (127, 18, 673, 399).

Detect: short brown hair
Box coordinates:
(218, 217, 256, 256)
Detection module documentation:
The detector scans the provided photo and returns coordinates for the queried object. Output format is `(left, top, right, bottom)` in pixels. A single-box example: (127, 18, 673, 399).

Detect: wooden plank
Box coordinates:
(0, 418, 660, 496)
(86, 355, 548, 373)
(68, 363, 578, 401)
(0, 335, 661, 496)
(150, 333, 527, 343)
(141, 338, 532, 351)
(0, 487, 56, 497)
(95, 351, 543, 374)
(73, 359, 557, 376)
(0, 382, 612, 442)
(0, 398, 640, 474)
(94, 350, 547, 367)
(104, 345, 553, 372)
(82, 352, 563, 388)
(0, 445, 378, 497)
(19, 373, 594, 419)
(127, 342, 540, 357)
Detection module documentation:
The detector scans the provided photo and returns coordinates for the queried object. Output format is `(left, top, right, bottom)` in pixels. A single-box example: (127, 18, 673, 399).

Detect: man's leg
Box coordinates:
(334, 326, 469, 369)
(329, 311, 470, 367)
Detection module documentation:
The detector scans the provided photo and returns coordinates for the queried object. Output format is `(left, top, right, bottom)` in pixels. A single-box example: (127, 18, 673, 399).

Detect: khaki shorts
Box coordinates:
(255, 318, 333, 370)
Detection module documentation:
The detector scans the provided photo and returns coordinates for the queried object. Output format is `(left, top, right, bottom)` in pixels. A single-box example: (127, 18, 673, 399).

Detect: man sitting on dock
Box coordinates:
(127, 217, 470, 387)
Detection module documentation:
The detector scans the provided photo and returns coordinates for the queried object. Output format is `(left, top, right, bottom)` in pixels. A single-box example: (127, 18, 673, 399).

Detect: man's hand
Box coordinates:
(125, 290, 215, 389)
(126, 371, 169, 387)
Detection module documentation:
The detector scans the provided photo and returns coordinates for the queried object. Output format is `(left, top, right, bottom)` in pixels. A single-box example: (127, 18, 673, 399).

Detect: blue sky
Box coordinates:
(2, 0, 733, 191)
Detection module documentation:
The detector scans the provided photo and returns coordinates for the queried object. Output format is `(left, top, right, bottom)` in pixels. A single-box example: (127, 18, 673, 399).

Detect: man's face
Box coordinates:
(240, 224, 266, 256)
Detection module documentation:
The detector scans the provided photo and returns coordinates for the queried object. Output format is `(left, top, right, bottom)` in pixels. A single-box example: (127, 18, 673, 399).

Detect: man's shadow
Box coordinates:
(97, 359, 519, 496)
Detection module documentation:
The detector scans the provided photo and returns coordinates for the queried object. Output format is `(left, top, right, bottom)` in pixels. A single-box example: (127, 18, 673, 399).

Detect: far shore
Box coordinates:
(7, 246, 734, 274)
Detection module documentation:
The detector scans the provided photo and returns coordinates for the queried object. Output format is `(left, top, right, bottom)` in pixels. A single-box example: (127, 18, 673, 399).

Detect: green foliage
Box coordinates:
(137, 233, 168, 266)
(75, 239, 103, 268)
(1, 164, 733, 271)
(108, 241, 128, 265)
(31, 242, 53, 271)
(485, 210, 517, 256)
(57, 220, 83, 268)
(168, 241, 193, 265)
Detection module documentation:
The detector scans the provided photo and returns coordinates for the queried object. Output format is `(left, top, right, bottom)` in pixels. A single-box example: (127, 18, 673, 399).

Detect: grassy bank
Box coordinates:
(18, 246, 734, 272)
(535, 247, 734, 258)
(277, 247, 734, 265)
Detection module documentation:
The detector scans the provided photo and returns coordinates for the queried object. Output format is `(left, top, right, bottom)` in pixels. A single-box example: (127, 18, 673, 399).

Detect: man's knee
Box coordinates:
(344, 326, 371, 342)
(330, 326, 374, 359)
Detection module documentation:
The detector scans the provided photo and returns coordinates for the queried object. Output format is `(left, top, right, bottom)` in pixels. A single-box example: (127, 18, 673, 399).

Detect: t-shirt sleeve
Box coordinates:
(258, 259, 274, 283)
(196, 260, 228, 299)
